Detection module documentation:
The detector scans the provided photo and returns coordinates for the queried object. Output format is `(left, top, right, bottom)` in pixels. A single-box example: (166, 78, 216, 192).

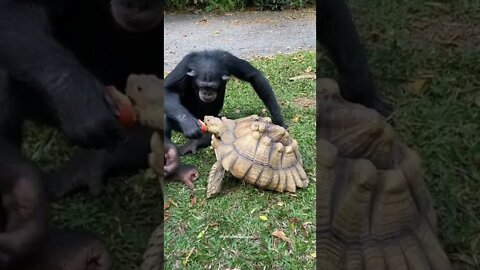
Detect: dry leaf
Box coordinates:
(182, 248, 195, 266)
(198, 198, 207, 208)
(409, 78, 430, 96)
(289, 74, 316, 81)
(168, 197, 178, 208)
(293, 115, 300, 123)
(259, 215, 268, 221)
(272, 229, 293, 245)
(164, 199, 170, 210)
(191, 194, 198, 207)
(197, 224, 210, 239)
(277, 201, 284, 207)
(290, 217, 300, 224)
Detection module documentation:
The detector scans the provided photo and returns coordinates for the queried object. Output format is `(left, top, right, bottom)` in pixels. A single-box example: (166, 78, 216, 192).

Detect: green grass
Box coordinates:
(22, 125, 163, 269)
(320, 0, 480, 268)
(165, 51, 317, 269)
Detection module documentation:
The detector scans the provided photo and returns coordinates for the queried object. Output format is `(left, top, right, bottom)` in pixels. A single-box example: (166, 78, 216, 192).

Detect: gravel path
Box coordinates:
(164, 9, 316, 71)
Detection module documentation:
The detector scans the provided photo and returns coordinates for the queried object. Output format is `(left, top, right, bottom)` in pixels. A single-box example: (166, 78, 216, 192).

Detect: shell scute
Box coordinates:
(206, 115, 308, 194)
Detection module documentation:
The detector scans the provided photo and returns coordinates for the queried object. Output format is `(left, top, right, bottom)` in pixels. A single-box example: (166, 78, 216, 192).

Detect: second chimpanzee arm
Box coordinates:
(318, 0, 392, 116)
(0, 1, 124, 149)
(219, 52, 287, 128)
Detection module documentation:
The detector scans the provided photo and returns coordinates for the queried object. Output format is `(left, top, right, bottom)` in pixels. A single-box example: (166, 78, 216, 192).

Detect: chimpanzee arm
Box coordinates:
(164, 55, 204, 139)
(318, 0, 392, 116)
(219, 51, 286, 128)
(0, 1, 124, 149)
(164, 90, 203, 139)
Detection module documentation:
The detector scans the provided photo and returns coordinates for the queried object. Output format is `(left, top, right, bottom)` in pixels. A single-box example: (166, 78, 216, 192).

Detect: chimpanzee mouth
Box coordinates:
(111, 7, 162, 32)
(199, 93, 217, 103)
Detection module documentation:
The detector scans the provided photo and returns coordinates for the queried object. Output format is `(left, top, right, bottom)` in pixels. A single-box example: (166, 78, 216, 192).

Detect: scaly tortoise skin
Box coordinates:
(204, 115, 309, 198)
(316, 78, 452, 270)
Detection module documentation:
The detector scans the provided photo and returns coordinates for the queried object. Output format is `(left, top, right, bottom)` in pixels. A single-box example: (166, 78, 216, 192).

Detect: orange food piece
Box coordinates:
(197, 119, 208, 133)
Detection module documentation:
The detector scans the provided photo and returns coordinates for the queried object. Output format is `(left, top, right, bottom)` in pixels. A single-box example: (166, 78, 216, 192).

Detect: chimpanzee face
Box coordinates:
(186, 69, 230, 103)
(110, 0, 163, 32)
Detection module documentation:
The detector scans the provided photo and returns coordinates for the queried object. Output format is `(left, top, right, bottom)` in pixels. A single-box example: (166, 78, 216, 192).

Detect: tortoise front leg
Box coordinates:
(206, 161, 226, 198)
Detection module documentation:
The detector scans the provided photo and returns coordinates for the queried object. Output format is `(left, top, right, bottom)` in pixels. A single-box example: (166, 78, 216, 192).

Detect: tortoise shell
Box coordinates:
(206, 115, 309, 193)
(316, 78, 452, 270)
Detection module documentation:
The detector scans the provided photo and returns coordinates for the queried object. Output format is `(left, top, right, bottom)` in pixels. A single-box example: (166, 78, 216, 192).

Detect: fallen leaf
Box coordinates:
(290, 217, 300, 224)
(259, 215, 268, 221)
(164, 199, 170, 210)
(277, 201, 284, 207)
(198, 198, 207, 208)
(212, 30, 220, 35)
(272, 229, 293, 245)
(198, 224, 210, 239)
(289, 74, 316, 81)
(190, 194, 198, 207)
(182, 248, 195, 266)
(304, 66, 313, 73)
(409, 78, 431, 96)
(310, 252, 316, 258)
(293, 115, 300, 123)
(168, 197, 178, 208)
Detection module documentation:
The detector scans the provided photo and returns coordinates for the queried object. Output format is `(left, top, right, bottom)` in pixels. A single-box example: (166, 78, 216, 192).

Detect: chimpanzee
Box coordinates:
(318, 0, 392, 117)
(164, 49, 287, 155)
(0, 138, 112, 270)
(0, 0, 164, 196)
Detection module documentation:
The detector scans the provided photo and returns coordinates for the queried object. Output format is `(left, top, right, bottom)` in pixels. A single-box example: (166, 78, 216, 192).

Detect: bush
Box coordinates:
(165, 0, 314, 12)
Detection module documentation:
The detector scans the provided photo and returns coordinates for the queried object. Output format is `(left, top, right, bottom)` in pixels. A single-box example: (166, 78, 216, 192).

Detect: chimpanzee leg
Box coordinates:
(318, 0, 392, 117)
(47, 126, 153, 200)
(178, 135, 212, 156)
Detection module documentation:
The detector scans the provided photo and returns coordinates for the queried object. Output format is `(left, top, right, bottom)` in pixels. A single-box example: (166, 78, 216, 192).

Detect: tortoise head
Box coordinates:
(203, 116, 225, 135)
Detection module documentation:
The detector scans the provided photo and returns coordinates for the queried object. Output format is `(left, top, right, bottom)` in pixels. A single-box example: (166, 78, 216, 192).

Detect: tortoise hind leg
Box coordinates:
(206, 161, 226, 198)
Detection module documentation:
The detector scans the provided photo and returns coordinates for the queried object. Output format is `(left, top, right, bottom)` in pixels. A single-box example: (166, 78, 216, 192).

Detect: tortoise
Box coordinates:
(203, 115, 309, 198)
(316, 78, 452, 270)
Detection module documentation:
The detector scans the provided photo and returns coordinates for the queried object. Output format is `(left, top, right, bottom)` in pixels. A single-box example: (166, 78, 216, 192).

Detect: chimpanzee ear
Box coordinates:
(186, 70, 196, 77)
(221, 75, 230, 81)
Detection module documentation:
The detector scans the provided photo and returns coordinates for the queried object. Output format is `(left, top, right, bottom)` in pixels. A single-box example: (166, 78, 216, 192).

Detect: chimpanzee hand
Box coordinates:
(47, 70, 126, 149)
(179, 116, 204, 139)
(271, 115, 288, 129)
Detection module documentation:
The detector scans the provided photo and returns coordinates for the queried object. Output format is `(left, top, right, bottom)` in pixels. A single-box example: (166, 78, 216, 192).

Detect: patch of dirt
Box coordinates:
(409, 19, 480, 50)
(293, 97, 316, 108)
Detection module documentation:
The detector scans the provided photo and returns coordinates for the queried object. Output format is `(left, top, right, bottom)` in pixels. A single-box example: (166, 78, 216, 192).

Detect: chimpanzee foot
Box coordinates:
(168, 165, 199, 189)
(47, 150, 108, 200)
(178, 139, 201, 155)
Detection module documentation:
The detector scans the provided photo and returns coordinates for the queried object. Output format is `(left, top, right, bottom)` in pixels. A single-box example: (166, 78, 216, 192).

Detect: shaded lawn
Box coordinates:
(164, 51, 317, 269)
(22, 125, 162, 269)
(320, 0, 480, 268)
